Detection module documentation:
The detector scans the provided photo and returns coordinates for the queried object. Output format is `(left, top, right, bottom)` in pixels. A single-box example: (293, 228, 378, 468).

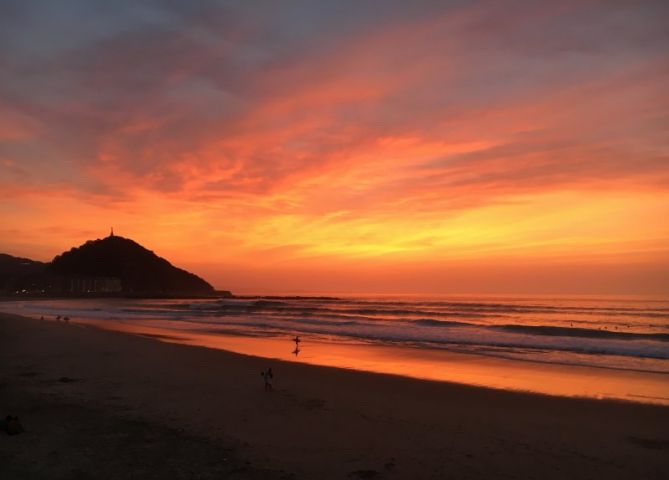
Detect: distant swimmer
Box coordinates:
(56, 315, 61, 321)
(64, 316, 70, 323)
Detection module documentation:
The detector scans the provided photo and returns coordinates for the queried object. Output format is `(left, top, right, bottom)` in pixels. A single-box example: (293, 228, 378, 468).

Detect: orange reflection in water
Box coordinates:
(72, 317, 669, 406)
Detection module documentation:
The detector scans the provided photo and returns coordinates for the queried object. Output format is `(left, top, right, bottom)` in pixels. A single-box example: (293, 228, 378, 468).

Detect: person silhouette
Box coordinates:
(261, 367, 274, 391)
(292, 336, 301, 356)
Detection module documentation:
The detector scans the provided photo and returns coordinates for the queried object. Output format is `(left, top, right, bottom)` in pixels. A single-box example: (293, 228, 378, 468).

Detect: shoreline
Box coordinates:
(4, 304, 668, 406)
(2, 312, 668, 479)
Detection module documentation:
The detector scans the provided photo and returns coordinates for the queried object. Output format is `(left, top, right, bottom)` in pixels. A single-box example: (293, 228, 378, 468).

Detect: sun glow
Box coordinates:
(1, 1, 668, 294)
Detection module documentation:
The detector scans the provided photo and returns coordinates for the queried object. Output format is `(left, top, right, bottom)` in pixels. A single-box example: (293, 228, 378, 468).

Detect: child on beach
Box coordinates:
(261, 368, 274, 391)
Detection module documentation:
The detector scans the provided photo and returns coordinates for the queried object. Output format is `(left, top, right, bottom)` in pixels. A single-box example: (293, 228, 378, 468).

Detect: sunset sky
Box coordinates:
(1, 1, 668, 295)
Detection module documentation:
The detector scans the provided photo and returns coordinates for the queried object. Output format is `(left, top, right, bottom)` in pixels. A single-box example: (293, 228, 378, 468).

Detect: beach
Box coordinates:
(3, 296, 669, 405)
(1, 312, 668, 479)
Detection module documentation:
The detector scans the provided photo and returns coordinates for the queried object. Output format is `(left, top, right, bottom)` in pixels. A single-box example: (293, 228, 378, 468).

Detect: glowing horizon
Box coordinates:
(1, 1, 668, 295)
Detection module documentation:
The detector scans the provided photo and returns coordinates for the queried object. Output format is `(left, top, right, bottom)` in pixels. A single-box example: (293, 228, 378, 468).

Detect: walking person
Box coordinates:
(261, 367, 274, 391)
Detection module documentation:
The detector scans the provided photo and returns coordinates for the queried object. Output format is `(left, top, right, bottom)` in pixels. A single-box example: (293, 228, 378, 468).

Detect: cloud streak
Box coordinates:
(1, 0, 668, 293)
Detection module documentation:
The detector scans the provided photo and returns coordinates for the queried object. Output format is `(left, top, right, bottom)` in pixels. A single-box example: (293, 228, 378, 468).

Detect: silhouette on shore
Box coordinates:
(261, 368, 274, 391)
(292, 335, 301, 356)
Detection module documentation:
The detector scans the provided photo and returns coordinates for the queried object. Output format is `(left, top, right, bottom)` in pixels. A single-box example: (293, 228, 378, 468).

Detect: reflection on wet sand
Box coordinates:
(68, 316, 669, 406)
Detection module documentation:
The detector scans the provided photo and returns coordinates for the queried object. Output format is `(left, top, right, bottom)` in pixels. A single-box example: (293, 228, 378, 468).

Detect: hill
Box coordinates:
(48, 235, 214, 295)
(0, 254, 47, 277)
(0, 254, 49, 294)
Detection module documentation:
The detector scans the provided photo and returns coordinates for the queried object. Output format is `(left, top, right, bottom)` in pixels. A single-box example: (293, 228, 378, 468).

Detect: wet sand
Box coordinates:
(70, 315, 669, 405)
(1, 313, 668, 479)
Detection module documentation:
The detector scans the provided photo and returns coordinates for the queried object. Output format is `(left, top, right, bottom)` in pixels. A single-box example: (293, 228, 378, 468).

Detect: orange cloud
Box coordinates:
(1, 0, 668, 294)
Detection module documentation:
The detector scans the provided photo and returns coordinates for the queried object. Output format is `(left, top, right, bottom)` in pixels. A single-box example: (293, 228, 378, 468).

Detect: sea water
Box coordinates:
(3, 294, 669, 402)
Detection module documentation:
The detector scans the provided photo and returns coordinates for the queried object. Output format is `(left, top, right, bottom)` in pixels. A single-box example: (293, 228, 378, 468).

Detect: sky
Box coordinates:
(1, 0, 668, 295)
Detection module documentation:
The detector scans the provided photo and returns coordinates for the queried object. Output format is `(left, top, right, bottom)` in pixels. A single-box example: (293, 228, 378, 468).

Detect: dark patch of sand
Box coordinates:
(1, 387, 288, 480)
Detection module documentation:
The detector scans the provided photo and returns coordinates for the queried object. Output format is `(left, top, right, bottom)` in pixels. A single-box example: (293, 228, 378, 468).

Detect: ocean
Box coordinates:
(5, 294, 669, 371)
(3, 294, 669, 403)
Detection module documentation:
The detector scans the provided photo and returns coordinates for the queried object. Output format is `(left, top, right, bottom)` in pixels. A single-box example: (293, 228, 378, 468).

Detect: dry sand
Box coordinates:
(1, 313, 668, 479)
